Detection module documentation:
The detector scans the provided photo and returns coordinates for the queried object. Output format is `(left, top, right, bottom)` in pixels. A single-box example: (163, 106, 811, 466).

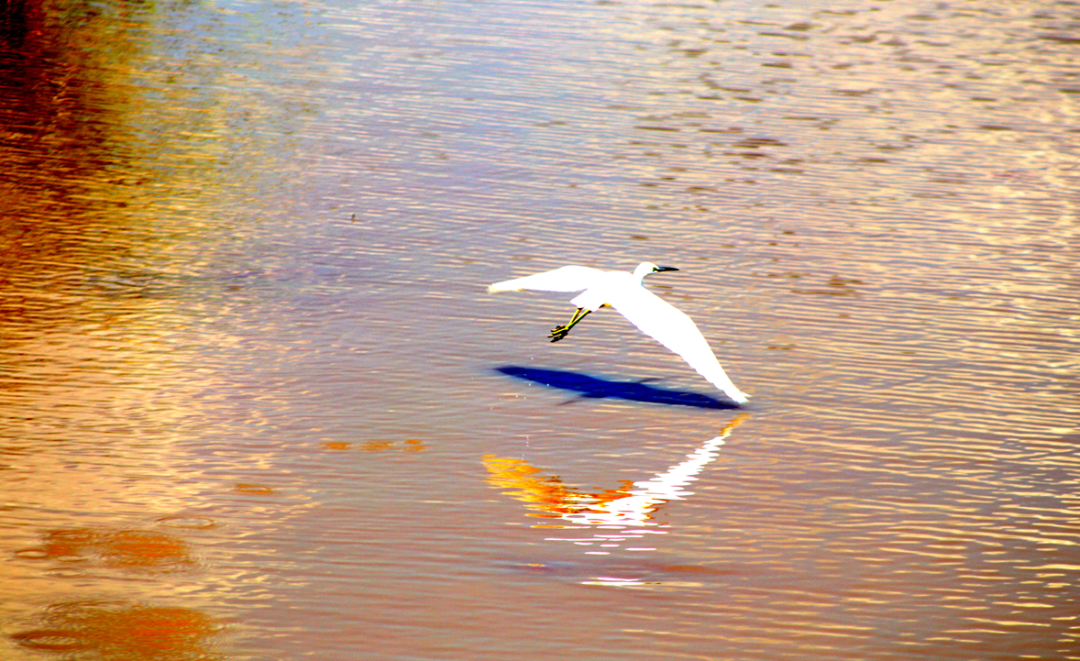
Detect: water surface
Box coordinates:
(1, 0, 1077, 659)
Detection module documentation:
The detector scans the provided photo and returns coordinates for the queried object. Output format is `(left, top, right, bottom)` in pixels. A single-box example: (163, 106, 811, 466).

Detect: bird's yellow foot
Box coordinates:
(548, 325, 571, 342)
(548, 308, 590, 343)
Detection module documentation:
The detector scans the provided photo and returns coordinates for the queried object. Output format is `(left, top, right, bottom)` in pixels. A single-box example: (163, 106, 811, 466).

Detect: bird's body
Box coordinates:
(488, 262, 749, 405)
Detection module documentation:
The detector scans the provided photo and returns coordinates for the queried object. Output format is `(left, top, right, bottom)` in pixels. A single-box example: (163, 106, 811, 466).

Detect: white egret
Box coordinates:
(488, 262, 749, 405)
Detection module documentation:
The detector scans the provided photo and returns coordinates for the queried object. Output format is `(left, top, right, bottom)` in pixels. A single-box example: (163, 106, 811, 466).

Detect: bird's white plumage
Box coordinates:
(489, 262, 749, 405)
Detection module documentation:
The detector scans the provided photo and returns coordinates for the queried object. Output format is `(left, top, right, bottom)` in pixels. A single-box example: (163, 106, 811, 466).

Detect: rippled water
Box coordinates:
(2, 0, 1077, 659)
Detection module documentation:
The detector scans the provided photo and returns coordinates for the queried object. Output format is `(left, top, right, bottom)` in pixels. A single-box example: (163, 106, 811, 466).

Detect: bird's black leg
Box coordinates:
(549, 308, 591, 343)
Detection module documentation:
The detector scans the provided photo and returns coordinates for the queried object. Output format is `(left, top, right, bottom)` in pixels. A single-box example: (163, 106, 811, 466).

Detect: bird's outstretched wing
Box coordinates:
(488, 265, 607, 294)
(609, 287, 749, 405)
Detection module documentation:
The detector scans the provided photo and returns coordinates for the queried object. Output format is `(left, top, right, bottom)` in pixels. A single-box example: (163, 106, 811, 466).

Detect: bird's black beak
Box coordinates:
(655, 265, 679, 272)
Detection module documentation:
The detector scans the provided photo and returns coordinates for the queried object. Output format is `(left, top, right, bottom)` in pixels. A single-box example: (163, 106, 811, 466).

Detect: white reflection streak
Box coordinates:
(563, 434, 725, 531)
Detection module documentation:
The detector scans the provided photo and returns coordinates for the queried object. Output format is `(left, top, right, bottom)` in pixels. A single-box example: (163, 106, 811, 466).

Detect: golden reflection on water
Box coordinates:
(0, 0, 316, 656)
(0, 0, 241, 453)
(0, 4, 248, 593)
(485, 415, 747, 567)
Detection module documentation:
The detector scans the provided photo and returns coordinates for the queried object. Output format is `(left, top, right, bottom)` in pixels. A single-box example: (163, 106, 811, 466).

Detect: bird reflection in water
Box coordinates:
(484, 415, 747, 555)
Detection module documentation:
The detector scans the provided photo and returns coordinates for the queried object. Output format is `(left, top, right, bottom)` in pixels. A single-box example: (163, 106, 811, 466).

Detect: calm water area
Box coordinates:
(1, 0, 1078, 659)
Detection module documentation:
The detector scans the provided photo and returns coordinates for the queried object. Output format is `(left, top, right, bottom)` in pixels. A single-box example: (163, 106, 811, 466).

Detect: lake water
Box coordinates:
(1, 0, 1078, 659)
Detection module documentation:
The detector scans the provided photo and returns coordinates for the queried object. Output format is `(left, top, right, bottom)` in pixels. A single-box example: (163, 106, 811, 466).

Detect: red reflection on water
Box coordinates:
(17, 527, 195, 572)
(11, 600, 222, 660)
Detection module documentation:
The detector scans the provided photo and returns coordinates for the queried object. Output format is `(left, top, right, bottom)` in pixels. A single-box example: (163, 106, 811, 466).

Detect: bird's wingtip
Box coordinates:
(722, 390, 750, 405)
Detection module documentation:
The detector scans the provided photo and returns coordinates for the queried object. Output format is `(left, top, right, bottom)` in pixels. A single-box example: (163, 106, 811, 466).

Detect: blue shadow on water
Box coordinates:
(495, 366, 738, 410)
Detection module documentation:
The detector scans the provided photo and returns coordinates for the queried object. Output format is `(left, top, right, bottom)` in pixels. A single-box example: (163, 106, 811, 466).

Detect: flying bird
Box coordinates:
(488, 262, 749, 405)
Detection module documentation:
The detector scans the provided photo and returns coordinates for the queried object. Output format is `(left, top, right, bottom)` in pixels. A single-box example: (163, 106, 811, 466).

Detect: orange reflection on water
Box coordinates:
(361, 441, 396, 452)
(481, 457, 635, 518)
(484, 415, 747, 554)
(360, 438, 427, 453)
(11, 600, 221, 660)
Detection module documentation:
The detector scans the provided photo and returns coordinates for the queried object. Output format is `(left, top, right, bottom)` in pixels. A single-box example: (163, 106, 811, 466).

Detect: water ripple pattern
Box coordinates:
(1, 0, 1077, 659)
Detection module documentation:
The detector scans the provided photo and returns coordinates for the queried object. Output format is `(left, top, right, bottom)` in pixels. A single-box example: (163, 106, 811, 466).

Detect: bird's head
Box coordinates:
(635, 262, 680, 282)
